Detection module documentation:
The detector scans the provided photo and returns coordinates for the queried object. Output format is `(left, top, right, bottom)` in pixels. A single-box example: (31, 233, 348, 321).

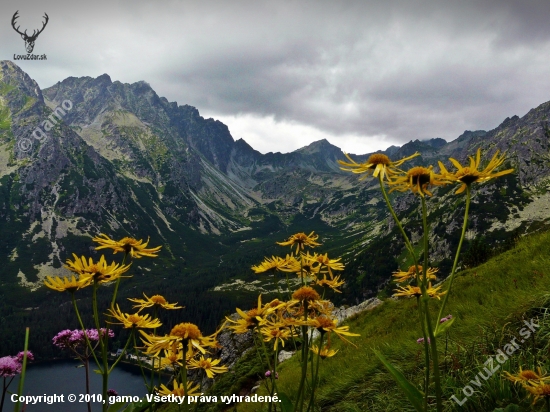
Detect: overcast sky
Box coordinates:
(2, 0, 550, 154)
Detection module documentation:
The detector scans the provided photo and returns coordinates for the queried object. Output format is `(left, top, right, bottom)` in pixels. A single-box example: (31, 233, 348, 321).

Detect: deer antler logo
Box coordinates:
(11, 11, 49, 54)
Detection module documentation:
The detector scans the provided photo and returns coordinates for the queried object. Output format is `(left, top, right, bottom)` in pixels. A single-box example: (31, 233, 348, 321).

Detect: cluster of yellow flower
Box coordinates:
(235, 231, 359, 411)
(44, 235, 160, 292)
(43, 234, 228, 406)
(339, 148, 515, 302)
(392, 265, 446, 299)
(252, 232, 345, 293)
(505, 367, 550, 405)
(339, 147, 514, 197)
(338, 148, 515, 412)
(227, 289, 358, 352)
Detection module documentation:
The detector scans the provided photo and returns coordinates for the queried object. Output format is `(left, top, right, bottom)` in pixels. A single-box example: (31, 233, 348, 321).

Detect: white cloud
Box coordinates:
(2, 0, 550, 153)
(205, 112, 401, 155)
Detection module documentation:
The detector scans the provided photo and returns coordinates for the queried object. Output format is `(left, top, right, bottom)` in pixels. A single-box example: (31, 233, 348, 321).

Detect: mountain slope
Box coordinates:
(2, 61, 550, 359)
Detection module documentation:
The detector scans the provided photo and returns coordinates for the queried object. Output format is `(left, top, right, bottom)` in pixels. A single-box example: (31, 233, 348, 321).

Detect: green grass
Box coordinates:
(0, 106, 11, 130)
(190, 228, 550, 412)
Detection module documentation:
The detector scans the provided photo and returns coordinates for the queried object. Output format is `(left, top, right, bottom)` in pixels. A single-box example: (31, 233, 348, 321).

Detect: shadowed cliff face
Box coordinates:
(1, 60, 550, 299)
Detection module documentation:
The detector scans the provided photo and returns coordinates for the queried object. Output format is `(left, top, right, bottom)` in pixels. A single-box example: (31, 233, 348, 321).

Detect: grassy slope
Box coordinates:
(193, 228, 550, 412)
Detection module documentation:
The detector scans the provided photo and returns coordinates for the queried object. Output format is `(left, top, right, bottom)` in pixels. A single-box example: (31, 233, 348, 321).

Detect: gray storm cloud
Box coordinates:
(1, 0, 550, 152)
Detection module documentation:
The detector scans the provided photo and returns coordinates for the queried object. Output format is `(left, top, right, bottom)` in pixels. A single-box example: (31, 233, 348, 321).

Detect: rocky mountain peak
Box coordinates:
(424, 137, 447, 149)
(295, 138, 340, 155)
(0, 60, 43, 102)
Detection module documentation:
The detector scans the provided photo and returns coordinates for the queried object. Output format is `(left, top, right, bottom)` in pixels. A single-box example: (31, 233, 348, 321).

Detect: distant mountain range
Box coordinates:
(1, 59, 550, 302)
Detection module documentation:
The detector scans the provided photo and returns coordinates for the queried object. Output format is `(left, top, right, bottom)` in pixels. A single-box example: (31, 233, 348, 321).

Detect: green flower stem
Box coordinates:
(110, 252, 128, 308)
(423, 299, 442, 411)
(91, 284, 103, 347)
(307, 333, 324, 412)
(72, 294, 102, 370)
(181, 342, 189, 412)
(421, 197, 429, 289)
(289, 325, 300, 352)
(378, 175, 417, 261)
(13, 327, 29, 412)
(91, 284, 110, 412)
(84, 357, 92, 412)
(148, 307, 159, 401)
(268, 347, 279, 412)
(416, 296, 429, 411)
(252, 332, 267, 368)
(2, 376, 15, 412)
(285, 272, 293, 301)
(133, 333, 151, 392)
(295, 325, 308, 412)
(308, 341, 315, 409)
(256, 332, 274, 372)
(420, 196, 443, 412)
(436, 185, 471, 329)
(108, 330, 134, 374)
(294, 301, 310, 412)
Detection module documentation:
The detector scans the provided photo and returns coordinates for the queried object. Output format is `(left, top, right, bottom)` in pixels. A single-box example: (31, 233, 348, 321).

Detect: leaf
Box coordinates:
(373, 349, 425, 412)
(277, 392, 294, 412)
(434, 317, 455, 337)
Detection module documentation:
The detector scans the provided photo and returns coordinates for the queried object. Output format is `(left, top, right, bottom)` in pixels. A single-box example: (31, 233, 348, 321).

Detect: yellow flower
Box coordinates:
(260, 323, 295, 350)
(310, 344, 338, 359)
(393, 283, 446, 299)
(44, 275, 90, 292)
(93, 234, 162, 258)
(106, 305, 162, 329)
(316, 273, 345, 293)
(308, 299, 335, 317)
(156, 348, 184, 369)
(294, 251, 321, 278)
(128, 293, 183, 312)
(157, 380, 201, 397)
(276, 232, 321, 253)
(308, 316, 360, 346)
(252, 256, 290, 273)
(338, 152, 420, 181)
(64, 254, 131, 284)
(523, 380, 550, 404)
(226, 309, 261, 334)
(394, 285, 422, 298)
(504, 367, 550, 385)
(387, 166, 448, 197)
(188, 356, 228, 379)
(313, 253, 345, 276)
(438, 148, 514, 194)
(140, 322, 214, 356)
(226, 295, 282, 333)
(292, 286, 320, 302)
(392, 265, 438, 284)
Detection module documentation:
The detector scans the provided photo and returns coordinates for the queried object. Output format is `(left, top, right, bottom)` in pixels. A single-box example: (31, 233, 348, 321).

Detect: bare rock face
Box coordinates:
(277, 350, 294, 363)
(309, 298, 383, 345)
(215, 314, 255, 369)
(333, 297, 383, 323)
